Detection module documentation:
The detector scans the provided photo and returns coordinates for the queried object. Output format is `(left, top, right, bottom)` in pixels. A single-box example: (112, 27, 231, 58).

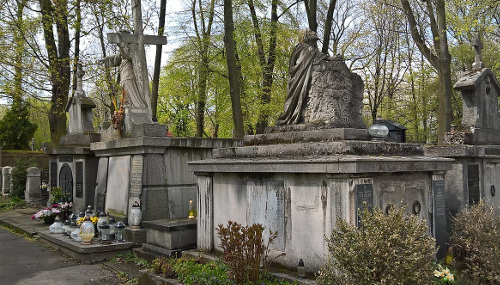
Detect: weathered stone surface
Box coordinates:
(200, 171, 438, 271)
(142, 218, 197, 249)
(220, 141, 423, 159)
(25, 167, 41, 203)
(304, 56, 366, 129)
(2, 166, 11, 195)
(452, 68, 500, 144)
(59, 133, 101, 146)
(190, 155, 452, 174)
(245, 128, 368, 145)
(105, 156, 131, 216)
(65, 64, 98, 138)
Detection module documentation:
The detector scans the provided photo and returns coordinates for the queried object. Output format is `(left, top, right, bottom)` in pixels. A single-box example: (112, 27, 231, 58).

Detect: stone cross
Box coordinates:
(75, 64, 85, 96)
(107, 0, 167, 117)
(472, 32, 485, 69)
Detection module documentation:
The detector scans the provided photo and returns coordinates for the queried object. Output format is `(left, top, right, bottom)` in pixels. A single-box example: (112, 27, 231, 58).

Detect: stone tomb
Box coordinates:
(190, 43, 453, 271)
(45, 148, 99, 212)
(191, 137, 453, 271)
(425, 43, 500, 222)
(90, 137, 241, 223)
(45, 65, 100, 212)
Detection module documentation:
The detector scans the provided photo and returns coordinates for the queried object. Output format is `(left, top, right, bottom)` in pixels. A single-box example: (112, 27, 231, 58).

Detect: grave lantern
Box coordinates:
(114, 221, 126, 242)
(79, 215, 95, 245)
(188, 200, 195, 218)
(99, 221, 111, 244)
(68, 213, 78, 235)
(49, 216, 64, 234)
(298, 259, 305, 278)
(97, 212, 108, 234)
(368, 123, 389, 141)
(62, 219, 70, 235)
(129, 201, 142, 229)
(108, 216, 116, 240)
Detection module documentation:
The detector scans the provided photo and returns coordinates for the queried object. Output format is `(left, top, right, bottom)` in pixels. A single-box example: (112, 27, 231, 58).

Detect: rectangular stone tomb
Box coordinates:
(191, 155, 453, 271)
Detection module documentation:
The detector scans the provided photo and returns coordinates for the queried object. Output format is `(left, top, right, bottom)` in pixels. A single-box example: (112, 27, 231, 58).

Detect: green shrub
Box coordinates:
(216, 221, 278, 284)
(317, 206, 436, 285)
(11, 158, 38, 198)
(450, 200, 500, 284)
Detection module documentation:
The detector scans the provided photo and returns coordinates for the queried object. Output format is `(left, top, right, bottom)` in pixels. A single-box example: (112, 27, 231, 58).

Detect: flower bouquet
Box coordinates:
(31, 205, 61, 224)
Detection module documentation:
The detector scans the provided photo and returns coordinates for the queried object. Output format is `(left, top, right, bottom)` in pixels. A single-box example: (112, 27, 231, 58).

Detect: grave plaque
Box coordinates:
(467, 165, 480, 205)
(130, 156, 143, 196)
(355, 183, 373, 228)
(75, 161, 83, 198)
(247, 180, 285, 251)
(50, 162, 57, 188)
(58, 156, 73, 162)
(433, 179, 447, 260)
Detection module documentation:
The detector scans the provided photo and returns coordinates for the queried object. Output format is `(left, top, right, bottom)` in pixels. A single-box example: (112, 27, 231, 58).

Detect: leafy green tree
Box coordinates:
(0, 100, 37, 150)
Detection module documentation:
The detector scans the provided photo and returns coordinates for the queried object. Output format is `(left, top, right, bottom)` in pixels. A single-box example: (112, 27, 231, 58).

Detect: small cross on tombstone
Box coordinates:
(472, 31, 485, 69)
(106, 0, 167, 118)
(75, 63, 85, 96)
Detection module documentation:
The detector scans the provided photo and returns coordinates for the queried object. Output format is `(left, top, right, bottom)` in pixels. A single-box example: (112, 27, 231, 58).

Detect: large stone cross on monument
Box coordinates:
(107, 0, 167, 120)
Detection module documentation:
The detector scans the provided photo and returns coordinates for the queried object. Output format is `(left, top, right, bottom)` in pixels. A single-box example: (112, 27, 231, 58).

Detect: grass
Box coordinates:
(111, 253, 150, 268)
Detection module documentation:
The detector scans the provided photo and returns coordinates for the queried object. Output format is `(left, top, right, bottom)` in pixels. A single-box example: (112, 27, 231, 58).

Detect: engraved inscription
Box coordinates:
(433, 179, 447, 259)
(130, 156, 143, 195)
(50, 162, 57, 188)
(76, 161, 83, 198)
(355, 183, 373, 227)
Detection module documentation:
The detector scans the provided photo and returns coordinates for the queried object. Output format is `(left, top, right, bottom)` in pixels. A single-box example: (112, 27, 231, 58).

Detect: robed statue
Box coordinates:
(276, 29, 366, 129)
(102, 31, 151, 112)
(277, 30, 329, 125)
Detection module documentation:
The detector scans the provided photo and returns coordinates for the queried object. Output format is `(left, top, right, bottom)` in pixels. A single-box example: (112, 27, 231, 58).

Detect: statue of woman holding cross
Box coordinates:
(102, 32, 149, 111)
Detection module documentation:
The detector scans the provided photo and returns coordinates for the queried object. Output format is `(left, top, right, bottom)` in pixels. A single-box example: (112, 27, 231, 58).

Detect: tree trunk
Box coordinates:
(224, 0, 244, 138)
(401, 0, 452, 144)
(39, 0, 71, 145)
(249, 0, 278, 134)
(322, 0, 337, 54)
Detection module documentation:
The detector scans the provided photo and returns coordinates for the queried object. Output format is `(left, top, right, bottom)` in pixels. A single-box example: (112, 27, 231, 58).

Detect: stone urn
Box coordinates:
(129, 201, 142, 229)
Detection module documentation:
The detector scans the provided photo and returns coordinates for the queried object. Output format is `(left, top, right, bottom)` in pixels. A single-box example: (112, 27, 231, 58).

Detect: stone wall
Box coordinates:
(197, 170, 441, 271)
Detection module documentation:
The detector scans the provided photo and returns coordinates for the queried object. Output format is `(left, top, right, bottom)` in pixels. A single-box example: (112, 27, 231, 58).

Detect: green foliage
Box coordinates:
(48, 186, 67, 204)
(10, 158, 38, 198)
(0, 196, 26, 211)
(152, 256, 296, 285)
(216, 221, 279, 284)
(0, 101, 37, 150)
(450, 200, 500, 284)
(317, 206, 436, 285)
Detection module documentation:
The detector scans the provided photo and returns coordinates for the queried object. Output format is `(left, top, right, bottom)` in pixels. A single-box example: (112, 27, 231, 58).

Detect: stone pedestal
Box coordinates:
(90, 137, 242, 225)
(25, 167, 42, 204)
(190, 128, 453, 270)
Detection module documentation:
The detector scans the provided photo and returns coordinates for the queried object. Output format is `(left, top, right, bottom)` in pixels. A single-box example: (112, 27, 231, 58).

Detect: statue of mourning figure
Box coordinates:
(100, 29, 166, 139)
(275, 29, 366, 130)
(103, 31, 151, 114)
